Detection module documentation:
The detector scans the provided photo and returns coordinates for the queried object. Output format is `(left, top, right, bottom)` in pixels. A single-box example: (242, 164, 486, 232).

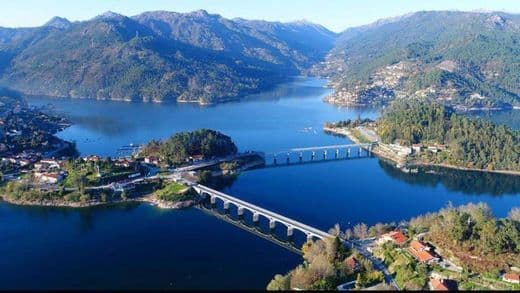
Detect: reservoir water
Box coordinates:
(2, 78, 519, 289)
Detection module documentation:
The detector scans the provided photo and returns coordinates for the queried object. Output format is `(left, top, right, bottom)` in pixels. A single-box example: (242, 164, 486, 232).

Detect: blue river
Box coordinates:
(1, 78, 518, 289)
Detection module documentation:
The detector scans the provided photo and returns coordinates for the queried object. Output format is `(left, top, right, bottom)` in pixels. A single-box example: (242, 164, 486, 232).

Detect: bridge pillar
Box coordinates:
(298, 152, 303, 162)
(358, 147, 362, 156)
(269, 219, 276, 230)
(323, 150, 327, 159)
(223, 201, 230, 210)
(237, 206, 244, 216)
(286, 152, 290, 164)
(306, 234, 313, 242)
(347, 148, 351, 157)
(335, 148, 339, 159)
(273, 155, 277, 165)
(311, 151, 315, 160)
(253, 212, 260, 223)
(287, 226, 294, 237)
(210, 195, 217, 205)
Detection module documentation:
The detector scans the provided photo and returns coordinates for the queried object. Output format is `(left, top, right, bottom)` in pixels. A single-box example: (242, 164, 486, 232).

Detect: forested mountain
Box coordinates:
(0, 10, 335, 104)
(318, 11, 520, 109)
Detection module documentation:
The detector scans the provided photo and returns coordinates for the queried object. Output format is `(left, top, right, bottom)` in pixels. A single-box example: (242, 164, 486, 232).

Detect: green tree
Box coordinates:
(267, 274, 291, 290)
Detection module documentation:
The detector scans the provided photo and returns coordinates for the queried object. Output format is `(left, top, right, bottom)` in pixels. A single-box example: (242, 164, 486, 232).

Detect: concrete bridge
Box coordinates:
(267, 143, 374, 165)
(197, 205, 302, 254)
(191, 183, 332, 241)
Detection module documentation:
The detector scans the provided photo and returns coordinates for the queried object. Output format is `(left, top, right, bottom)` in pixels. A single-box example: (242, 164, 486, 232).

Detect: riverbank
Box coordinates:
(324, 126, 520, 176)
(0, 192, 200, 209)
(323, 126, 407, 165)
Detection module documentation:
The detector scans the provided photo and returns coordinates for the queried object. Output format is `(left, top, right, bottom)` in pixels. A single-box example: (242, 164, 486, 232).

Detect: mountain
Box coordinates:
(318, 11, 520, 110)
(0, 10, 336, 104)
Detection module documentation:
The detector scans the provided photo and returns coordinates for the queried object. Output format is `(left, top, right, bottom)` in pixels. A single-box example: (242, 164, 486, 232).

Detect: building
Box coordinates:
(187, 154, 205, 163)
(114, 158, 132, 168)
(502, 272, 520, 284)
(144, 156, 160, 165)
(35, 159, 62, 170)
(34, 172, 64, 184)
(377, 231, 408, 246)
(84, 155, 101, 162)
(412, 144, 423, 154)
(344, 256, 359, 272)
(408, 240, 439, 264)
(429, 278, 450, 291)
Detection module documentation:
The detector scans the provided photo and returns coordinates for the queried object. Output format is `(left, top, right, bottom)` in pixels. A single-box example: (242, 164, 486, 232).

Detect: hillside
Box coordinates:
(0, 10, 335, 105)
(317, 11, 520, 110)
(377, 99, 520, 172)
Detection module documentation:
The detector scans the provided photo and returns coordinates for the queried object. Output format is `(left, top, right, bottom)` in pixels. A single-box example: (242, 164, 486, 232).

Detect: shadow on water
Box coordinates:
(197, 204, 303, 255)
(5, 201, 141, 232)
(379, 160, 520, 196)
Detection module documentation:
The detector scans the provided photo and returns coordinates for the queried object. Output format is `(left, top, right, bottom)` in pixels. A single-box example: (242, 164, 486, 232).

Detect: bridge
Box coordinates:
(266, 143, 375, 165)
(189, 183, 332, 242)
(197, 205, 302, 254)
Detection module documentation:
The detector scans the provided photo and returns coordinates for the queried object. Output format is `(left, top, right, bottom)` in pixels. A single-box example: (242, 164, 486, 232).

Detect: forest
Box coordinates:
(140, 129, 238, 165)
(377, 99, 520, 171)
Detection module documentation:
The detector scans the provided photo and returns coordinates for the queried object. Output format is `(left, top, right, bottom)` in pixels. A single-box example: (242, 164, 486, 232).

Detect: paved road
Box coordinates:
(349, 239, 400, 290)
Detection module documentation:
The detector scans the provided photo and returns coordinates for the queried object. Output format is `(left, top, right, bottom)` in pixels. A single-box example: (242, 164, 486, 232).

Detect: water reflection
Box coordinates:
(379, 160, 520, 196)
(467, 109, 520, 130)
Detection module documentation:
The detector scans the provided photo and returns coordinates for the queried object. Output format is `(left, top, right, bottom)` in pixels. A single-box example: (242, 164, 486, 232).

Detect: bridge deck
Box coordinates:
(265, 143, 373, 155)
(195, 184, 331, 239)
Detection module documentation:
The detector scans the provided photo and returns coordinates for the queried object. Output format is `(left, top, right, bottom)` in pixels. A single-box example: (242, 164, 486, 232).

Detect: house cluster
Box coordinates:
(412, 143, 447, 154)
(143, 154, 205, 167)
(33, 159, 66, 184)
(376, 230, 442, 265)
(375, 230, 462, 290)
(408, 240, 440, 264)
(1, 150, 41, 168)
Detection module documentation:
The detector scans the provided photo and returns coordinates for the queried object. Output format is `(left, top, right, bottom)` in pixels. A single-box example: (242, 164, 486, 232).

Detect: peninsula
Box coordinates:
(324, 99, 520, 175)
(0, 128, 265, 208)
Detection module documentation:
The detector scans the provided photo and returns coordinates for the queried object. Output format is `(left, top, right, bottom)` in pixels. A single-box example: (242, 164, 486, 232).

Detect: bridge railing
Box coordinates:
(194, 184, 332, 239)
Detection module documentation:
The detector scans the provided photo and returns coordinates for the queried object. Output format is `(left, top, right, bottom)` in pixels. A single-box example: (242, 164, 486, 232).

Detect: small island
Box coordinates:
(325, 99, 520, 175)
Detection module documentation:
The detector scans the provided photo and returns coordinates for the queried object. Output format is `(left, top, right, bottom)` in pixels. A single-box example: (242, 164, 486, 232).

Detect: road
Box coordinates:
(349, 239, 400, 290)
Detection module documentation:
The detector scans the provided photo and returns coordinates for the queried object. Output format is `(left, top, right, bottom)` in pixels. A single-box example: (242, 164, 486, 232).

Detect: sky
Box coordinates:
(0, 0, 518, 32)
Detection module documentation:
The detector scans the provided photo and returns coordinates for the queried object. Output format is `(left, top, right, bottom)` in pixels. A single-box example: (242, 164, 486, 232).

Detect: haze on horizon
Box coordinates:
(0, 0, 518, 32)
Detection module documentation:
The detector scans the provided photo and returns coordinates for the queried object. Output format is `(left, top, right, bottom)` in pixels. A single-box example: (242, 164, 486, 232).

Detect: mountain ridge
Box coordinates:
(0, 10, 335, 104)
(317, 10, 520, 109)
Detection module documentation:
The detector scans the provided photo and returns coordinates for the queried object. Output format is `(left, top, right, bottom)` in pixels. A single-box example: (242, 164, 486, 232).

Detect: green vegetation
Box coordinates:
(344, 203, 520, 290)
(62, 158, 139, 188)
(0, 11, 335, 104)
(377, 99, 520, 171)
(140, 129, 237, 166)
(324, 118, 374, 129)
(408, 203, 520, 273)
(321, 11, 520, 108)
(154, 182, 197, 202)
(374, 243, 428, 290)
(267, 233, 384, 290)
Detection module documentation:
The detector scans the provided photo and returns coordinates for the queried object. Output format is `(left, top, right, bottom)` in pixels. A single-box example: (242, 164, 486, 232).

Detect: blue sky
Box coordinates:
(1, 0, 518, 32)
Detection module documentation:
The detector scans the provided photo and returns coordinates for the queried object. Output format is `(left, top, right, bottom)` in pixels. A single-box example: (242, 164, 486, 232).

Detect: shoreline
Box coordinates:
(323, 126, 520, 177)
(0, 193, 200, 209)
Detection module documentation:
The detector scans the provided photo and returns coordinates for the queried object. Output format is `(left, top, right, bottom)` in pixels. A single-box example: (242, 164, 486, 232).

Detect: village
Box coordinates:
(343, 227, 520, 290)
